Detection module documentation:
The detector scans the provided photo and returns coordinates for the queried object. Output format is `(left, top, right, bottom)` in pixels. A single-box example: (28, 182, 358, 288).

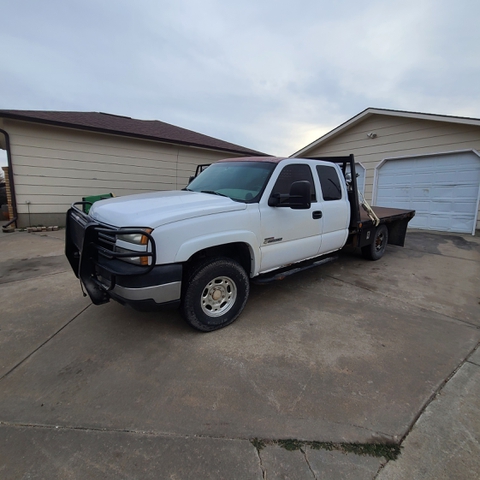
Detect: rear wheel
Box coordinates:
(361, 224, 388, 260)
(181, 258, 249, 332)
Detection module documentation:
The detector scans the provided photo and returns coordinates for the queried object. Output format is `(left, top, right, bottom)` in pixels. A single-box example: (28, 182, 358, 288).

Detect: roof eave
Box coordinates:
(0, 111, 268, 157)
(290, 107, 480, 157)
(290, 108, 373, 157)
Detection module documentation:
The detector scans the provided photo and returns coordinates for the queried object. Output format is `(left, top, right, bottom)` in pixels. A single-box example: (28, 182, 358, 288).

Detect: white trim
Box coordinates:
(354, 161, 366, 195)
(373, 149, 480, 235)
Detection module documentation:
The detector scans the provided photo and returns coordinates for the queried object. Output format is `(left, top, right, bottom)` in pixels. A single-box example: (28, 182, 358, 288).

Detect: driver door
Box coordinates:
(259, 163, 323, 273)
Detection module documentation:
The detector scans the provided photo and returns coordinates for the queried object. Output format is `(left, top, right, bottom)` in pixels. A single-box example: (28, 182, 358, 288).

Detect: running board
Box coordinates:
(253, 255, 339, 284)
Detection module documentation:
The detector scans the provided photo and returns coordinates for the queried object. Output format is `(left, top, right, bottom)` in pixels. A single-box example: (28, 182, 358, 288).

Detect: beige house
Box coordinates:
(0, 110, 267, 228)
(293, 108, 480, 235)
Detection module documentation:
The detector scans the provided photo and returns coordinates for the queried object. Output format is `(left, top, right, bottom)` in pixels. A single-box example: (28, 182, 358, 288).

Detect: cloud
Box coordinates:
(1, 0, 479, 156)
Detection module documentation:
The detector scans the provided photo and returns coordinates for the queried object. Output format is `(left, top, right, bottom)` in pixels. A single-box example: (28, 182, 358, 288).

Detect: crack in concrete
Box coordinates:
(0, 304, 92, 381)
(467, 346, 480, 367)
(373, 341, 480, 478)
(374, 461, 388, 479)
(253, 447, 267, 480)
(303, 448, 318, 479)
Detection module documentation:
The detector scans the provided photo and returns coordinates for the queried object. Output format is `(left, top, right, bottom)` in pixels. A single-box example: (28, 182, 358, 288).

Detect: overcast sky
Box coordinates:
(1, 0, 479, 168)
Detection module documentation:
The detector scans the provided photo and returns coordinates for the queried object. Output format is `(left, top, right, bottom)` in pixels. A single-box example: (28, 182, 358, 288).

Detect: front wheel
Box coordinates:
(361, 224, 388, 260)
(181, 258, 250, 332)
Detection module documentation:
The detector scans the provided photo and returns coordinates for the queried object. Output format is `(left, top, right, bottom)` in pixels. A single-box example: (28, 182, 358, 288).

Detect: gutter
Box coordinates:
(0, 111, 270, 157)
(0, 128, 18, 228)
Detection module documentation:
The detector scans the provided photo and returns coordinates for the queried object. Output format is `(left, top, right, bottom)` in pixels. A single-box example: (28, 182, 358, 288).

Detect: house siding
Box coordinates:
(298, 116, 480, 230)
(2, 119, 238, 227)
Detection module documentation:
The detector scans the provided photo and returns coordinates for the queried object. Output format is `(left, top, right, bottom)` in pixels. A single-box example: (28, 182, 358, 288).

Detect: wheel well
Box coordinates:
(185, 243, 252, 277)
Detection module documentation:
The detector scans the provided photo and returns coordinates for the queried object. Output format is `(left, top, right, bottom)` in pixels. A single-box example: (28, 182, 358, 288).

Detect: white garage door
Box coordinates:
(375, 151, 480, 234)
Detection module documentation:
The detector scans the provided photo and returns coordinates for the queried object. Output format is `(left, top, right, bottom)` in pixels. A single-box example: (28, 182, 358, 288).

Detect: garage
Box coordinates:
(292, 108, 480, 235)
(374, 151, 480, 234)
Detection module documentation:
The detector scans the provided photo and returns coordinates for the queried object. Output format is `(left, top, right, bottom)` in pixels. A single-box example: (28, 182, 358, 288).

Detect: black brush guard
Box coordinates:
(65, 203, 156, 305)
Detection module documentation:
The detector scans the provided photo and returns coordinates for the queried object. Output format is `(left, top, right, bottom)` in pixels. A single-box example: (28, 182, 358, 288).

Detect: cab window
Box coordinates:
(316, 165, 342, 201)
(271, 164, 316, 202)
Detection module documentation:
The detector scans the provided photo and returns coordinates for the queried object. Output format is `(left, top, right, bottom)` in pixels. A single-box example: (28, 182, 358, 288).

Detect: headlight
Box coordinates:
(115, 228, 153, 266)
(117, 229, 152, 245)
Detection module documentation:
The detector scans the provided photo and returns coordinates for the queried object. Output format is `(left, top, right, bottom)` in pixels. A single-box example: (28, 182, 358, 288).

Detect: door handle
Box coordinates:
(312, 211, 323, 219)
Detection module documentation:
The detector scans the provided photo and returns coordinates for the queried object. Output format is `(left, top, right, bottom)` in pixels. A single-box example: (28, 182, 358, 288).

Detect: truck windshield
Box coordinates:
(186, 161, 276, 203)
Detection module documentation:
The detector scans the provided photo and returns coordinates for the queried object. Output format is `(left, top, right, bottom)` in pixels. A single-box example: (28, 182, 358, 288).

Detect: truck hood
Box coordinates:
(89, 190, 247, 228)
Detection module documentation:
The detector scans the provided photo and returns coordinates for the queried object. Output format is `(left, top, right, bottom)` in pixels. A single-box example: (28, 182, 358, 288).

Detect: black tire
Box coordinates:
(361, 224, 388, 261)
(181, 258, 250, 332)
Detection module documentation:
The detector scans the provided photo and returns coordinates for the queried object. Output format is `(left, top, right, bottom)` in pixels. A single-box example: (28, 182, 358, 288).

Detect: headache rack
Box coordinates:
(306, 154, 362, 230)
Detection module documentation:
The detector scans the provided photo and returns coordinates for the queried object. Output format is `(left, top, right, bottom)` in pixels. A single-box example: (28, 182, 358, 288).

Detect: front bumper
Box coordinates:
(108, 265, 182, 310)
(65, 204, 182, 309)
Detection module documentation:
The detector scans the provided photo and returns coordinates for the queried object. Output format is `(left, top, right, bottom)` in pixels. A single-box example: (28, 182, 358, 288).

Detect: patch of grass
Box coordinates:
(339, 443, 401, 461)
(251, 438, 266, 451)
(254, 438, 402, 460)
(308, 441, 335, 451)
(277, 439, 304, 451)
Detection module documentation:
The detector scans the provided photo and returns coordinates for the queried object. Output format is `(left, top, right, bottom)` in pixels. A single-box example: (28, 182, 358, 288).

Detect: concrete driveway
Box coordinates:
(0, 228, 479, 479)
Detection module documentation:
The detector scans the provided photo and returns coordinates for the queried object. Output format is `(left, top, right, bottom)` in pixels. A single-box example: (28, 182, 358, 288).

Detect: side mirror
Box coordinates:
(289, 180, 311, 209)
(268, 180, 311, 209)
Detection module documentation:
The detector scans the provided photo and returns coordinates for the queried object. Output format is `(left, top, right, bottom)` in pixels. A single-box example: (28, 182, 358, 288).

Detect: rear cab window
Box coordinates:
(316, 165, 343, 201)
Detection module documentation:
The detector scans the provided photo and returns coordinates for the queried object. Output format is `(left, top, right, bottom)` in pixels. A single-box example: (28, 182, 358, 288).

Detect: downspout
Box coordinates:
(0, 128, 18, 228)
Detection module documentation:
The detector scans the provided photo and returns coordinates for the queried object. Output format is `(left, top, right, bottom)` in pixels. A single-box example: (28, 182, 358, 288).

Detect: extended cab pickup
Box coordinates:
(66, 155, 415, 331)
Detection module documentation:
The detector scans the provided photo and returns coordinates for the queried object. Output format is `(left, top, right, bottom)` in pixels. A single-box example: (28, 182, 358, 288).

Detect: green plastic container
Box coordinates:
(82, 193, 114, 214)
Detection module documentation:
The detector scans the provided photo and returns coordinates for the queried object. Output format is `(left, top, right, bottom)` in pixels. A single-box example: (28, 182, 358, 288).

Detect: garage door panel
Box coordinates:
(453, 186, 480, 199)
(454, 202, 478, 213)
(429, 213, 474, 228)
(376, 152, 480, 234)
(445, 173, 478, 183)
(411, 200, 432, 211)
(431, 186, 457, 199)
(430, 215, 457, 230)
(451, 217, 475, 231)
(394, 173, 413, 184)
(414, 173, 433, 183)
(434, 172, 457, 183)
(412, 187, 433, 199)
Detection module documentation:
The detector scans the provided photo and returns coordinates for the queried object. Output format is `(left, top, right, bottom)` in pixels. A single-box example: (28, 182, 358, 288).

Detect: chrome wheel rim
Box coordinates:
(201, 276, 237, 317)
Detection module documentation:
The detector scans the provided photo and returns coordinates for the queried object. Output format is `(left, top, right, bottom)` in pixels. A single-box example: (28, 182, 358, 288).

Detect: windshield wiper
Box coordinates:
(200, 190, 229, 198)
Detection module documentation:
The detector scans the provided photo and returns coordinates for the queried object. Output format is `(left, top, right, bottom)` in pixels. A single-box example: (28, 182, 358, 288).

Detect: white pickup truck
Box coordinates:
(66, 155, 415, 331)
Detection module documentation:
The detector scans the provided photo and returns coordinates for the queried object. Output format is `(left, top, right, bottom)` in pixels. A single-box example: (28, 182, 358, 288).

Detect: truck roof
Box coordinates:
(218, 156, 290, 164)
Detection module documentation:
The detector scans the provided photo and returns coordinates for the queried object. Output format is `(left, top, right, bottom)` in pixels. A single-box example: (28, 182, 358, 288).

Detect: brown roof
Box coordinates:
(0, 110, 269, 156)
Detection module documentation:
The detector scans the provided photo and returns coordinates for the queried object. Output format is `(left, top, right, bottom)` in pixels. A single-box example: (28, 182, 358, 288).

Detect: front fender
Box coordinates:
(174, 231, 261, 276)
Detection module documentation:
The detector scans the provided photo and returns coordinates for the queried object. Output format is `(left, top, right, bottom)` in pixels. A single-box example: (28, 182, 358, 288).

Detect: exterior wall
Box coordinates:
(297, 116, 480, 231)
(1, 120, 240, 227)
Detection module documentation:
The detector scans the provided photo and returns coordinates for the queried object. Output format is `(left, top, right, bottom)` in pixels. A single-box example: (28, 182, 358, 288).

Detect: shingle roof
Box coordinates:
(0, 110, 268, 156)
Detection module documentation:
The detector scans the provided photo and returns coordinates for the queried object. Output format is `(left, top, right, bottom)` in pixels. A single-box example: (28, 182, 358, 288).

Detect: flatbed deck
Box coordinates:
(353, 205, 415, 248)
(360, 206, 415, 223)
